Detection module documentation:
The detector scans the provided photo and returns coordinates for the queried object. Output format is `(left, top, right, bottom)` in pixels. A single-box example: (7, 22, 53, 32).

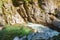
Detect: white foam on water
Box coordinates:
(13, 22, 60, 40)
(27, 22, 60, 39)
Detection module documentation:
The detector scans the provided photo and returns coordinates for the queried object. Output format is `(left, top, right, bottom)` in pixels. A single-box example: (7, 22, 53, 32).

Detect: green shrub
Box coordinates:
(0, 25, 33, 40)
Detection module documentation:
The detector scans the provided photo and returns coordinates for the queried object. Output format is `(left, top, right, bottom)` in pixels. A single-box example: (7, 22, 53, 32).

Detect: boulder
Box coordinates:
(53, 18, 60, 28)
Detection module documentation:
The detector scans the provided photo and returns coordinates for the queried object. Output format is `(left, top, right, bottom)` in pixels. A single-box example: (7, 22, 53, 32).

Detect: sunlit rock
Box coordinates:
(42, 0, 57, 13)
(0, 14, 5, 25)
(10, 13, 25, 25)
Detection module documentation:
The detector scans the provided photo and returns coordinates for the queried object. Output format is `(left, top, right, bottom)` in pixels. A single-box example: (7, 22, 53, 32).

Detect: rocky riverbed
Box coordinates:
(13, 23, 60, 40)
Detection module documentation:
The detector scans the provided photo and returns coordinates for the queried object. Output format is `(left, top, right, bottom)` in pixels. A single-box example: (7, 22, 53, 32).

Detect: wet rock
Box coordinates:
(57, 13, 60, 19)
(27, 23, 59, 40)
(13, 36, 20, 40)
(13, 36, 27, 40)
(13, 23, 59, 40)
(19, 36, 27, 40)
(53, 18, 60, 28)
(27, 33, 35, 40)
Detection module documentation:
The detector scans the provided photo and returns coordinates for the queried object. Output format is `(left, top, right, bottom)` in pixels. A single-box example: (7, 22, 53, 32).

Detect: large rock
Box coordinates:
(53, 18, 60, 28)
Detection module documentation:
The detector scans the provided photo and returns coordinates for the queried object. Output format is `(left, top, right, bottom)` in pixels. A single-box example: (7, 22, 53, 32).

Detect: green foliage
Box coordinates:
(12, 0, 31, 7)
(0, 0, 2, 8)
(0, 25, 32, 40)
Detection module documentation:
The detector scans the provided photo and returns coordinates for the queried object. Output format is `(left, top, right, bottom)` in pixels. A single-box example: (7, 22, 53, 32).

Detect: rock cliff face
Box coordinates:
(1, 0, 25, 25)
(0, 0, 60, 25)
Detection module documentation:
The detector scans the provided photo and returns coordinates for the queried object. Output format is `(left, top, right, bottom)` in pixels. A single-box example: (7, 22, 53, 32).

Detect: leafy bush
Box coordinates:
(0, 25, 33, 40)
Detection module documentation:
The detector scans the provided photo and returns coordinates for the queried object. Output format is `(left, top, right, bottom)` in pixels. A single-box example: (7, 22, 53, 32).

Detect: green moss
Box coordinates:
(0, 0, 2, 8)
(0, 25, 33, 40)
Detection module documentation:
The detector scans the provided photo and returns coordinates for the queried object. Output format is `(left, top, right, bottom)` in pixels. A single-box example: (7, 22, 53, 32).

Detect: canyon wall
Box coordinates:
(0, 0, 60, 25)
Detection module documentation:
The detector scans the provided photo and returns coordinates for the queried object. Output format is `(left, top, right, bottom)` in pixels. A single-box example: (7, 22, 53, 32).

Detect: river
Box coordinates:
(13, 22, 60, 40)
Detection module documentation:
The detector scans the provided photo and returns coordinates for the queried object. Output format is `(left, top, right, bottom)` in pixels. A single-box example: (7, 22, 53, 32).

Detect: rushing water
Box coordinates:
(13, 23, 60, 40)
